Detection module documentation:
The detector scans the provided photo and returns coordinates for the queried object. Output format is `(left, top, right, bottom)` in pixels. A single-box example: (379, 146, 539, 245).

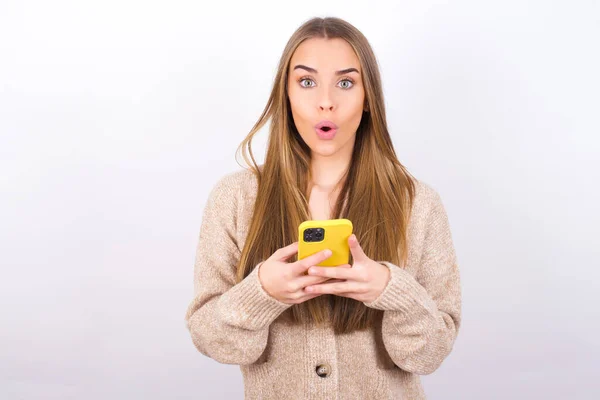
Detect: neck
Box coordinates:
(310, 148, 352, 191)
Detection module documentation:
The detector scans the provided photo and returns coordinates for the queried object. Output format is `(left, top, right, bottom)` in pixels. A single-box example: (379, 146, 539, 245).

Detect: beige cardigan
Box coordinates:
(184, 168, 461, 399)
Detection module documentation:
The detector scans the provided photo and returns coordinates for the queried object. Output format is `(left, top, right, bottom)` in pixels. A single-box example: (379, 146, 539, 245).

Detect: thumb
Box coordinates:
(349, 234, 367, 262)
(272, 242, 299, 261)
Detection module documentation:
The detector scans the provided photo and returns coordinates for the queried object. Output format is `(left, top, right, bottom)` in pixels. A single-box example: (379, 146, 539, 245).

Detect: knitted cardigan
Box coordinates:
(185, 168, 461, 399)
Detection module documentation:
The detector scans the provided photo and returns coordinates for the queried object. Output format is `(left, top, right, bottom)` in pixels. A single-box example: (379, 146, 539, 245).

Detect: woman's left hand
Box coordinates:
(304, 234, 391, 303)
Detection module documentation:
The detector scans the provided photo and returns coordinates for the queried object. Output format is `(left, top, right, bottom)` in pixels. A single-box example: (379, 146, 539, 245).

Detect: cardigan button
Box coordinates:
(315, 363, 331, 378)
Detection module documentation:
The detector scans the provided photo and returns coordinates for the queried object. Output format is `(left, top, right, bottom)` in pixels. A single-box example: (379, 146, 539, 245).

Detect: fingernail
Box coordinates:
(324, 249, 332, 257)
(308, 267, 316, 275)
(305, 286, 313, 292)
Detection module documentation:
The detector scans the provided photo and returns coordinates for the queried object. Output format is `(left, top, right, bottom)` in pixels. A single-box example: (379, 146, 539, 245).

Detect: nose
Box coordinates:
(318, 87, 335, 112)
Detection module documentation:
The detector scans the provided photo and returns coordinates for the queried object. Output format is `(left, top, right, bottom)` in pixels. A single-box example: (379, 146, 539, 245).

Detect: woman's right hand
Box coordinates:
(258, 242, 346, 304)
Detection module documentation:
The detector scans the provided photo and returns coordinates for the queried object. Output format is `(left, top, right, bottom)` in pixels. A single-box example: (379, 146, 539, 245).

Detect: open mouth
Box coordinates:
(315, 121, 338, 139)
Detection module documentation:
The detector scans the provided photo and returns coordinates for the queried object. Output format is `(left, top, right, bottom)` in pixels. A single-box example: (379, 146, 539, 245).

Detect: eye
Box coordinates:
(297, 76, 355, 89)
(299, 77, 315, 88)
(338, 79, 354, 89)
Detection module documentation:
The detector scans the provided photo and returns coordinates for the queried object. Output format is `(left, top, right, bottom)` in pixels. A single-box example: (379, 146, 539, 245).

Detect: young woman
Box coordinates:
(185, 17, 461, 399)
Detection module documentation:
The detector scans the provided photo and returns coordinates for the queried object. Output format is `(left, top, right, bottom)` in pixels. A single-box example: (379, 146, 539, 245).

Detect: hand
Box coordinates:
(258, 242, 348, 305)
(303, 234, 391, 303)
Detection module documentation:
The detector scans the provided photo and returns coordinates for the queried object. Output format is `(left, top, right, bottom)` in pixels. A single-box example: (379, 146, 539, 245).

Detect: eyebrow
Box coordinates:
(293, 64, 360, 75)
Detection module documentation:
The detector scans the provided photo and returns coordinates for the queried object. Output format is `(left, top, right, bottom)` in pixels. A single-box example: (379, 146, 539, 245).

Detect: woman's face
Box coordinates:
(287, 37, 366, 158)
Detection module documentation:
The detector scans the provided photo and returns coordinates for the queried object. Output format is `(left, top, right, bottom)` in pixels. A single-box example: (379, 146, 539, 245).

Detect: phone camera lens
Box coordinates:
(303, 227, 325, 242)
(315, 228, 324, 241)
(304, 229, 312, 242)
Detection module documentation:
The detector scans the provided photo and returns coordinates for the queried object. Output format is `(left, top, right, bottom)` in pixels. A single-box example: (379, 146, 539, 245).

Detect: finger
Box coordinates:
(304, 281, 363, 295)
(271, 242, 299, 261)
(349, 234, 368, 262)
(288, 292, 321, 304)
(292, 249, 332, 274)
(295, 274, 335, 289)
(300, 262, 351, 276)
(307, 265, 360, 281)
(324, 279, 345, 284)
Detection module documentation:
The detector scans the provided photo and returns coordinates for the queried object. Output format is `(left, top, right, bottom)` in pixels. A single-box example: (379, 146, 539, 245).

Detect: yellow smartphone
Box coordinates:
(298, 218, 353, 267)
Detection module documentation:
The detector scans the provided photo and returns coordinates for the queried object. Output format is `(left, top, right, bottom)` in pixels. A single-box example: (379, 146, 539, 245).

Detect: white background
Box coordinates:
(1, 0, 599, 399)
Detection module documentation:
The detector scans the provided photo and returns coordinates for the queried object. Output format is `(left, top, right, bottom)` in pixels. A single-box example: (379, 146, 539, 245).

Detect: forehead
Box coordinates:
(289, 37, 360, 72)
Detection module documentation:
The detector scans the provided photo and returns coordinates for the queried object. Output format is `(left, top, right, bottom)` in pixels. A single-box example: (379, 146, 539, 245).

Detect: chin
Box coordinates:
(311, 146, 337, 157)
(307, 140, 342, 157)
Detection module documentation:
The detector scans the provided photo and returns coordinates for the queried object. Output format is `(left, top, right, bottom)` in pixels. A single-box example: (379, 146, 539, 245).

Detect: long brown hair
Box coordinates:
(235, 17, 416, 334)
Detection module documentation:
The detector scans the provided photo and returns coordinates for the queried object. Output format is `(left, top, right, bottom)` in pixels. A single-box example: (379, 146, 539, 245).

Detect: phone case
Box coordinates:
(298, 218, 353, 267)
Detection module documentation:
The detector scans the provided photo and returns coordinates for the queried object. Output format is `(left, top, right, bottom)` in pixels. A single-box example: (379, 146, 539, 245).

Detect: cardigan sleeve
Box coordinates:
(184, 172, 292, 365)
(363, 188, 462, 375)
